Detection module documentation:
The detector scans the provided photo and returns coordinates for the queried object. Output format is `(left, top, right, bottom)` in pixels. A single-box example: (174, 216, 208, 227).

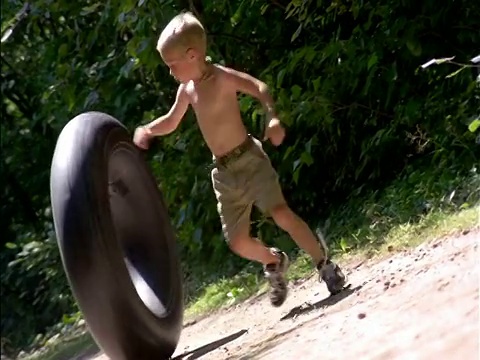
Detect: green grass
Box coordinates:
(21, 332, 97, 360)
(22, 164, 480, 360)
(183, 205, 479, 320)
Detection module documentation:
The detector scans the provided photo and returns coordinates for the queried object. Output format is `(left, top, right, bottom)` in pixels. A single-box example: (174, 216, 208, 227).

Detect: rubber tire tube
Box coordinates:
(50, 111, 184, 360)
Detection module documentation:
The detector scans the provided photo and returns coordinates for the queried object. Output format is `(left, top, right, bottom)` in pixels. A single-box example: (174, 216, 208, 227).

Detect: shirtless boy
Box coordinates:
(133, 12, 346, 307)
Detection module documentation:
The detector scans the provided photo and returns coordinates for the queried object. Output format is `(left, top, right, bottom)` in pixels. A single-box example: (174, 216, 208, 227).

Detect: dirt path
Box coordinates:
(89, 229, 479, 360)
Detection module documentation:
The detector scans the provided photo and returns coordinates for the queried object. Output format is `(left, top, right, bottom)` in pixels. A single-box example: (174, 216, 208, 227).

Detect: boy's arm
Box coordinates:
(144, 84, 190, 136)
(222, 66, 278, 121)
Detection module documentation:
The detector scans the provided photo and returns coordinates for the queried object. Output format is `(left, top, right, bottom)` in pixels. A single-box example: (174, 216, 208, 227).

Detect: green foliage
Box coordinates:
(1, 0, 479, 356)
(0, 223, 77, 355)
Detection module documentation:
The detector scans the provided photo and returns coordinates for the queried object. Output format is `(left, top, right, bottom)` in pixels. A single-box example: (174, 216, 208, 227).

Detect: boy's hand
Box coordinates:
(133, 126, 153, 150)
(264, 118, 285, 146)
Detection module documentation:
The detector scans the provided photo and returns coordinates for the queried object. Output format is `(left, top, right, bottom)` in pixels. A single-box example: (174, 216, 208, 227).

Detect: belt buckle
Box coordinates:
(223, 153, 235, 166)
(216, 155, 229, 168)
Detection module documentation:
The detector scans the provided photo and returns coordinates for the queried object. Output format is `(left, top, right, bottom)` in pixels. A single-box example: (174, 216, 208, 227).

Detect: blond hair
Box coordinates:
(157, 12, 207, 58)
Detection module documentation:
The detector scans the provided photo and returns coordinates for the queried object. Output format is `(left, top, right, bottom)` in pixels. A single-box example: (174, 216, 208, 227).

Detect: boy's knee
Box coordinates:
(270, 203, 297, 231)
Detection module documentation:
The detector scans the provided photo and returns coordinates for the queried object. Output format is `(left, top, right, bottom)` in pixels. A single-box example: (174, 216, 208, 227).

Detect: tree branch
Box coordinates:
(331, 102, 393, 119)
(1, 2, 31, 43)
(207, 32, 260, 47)
(270, 0, 286, 10)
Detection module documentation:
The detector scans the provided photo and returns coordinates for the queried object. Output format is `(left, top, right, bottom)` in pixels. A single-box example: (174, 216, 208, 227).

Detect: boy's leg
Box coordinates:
(268, 203, 346, 294)
(227, 228, 290, 308)
(247, 140, 346, 295)
(267, 202, 347, 295)
(211, 167, 290, 307)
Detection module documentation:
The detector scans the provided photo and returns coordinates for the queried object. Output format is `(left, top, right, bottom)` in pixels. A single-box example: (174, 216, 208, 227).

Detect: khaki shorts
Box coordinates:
(210, 136, 286, 242)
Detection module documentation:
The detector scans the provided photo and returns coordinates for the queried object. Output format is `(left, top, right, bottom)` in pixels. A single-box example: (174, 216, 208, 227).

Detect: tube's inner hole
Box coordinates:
(108, 147, 171, 318)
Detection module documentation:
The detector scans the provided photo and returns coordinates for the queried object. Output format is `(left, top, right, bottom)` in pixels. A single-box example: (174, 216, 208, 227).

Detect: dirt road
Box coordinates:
(90, 228, 479, 360)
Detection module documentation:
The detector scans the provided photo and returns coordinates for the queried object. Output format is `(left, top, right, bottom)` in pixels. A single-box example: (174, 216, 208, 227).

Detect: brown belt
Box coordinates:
(214, 135, 255, 168)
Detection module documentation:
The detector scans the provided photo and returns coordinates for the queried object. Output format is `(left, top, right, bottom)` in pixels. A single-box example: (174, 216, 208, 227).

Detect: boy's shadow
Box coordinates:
(170, 285, 359, 359)
(280, 284, 360, 321)
(172, 329, 248, 360)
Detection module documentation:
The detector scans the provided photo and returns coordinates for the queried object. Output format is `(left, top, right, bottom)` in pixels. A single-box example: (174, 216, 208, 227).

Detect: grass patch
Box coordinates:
(337, 204, 479, 263)
(20, 332, 97, 360)
(184, 270, 268, 319)
(373, 205, 479, 251)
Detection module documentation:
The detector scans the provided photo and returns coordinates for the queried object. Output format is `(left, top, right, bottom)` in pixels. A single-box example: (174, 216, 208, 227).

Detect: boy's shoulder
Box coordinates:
(209, 63, 232, 78)
(212, 64, 258, 88)
(214, 64, 245, 77)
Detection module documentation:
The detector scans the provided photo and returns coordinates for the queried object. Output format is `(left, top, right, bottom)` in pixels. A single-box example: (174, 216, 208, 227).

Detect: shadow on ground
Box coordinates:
(280, 284, 360, 321)
(171, 284, 360, 359)
(70, 284, 359, 360)
(173, 329, 248, 360)
(69, 343, 100, 360)
(78, 329, 248, 360)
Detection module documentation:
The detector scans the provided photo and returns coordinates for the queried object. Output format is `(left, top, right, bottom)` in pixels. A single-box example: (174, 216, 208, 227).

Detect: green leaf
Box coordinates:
(283, 145, 295, 161)
(260, 4, 270, 15)
(367, 54, 378, 70)
(293, 158, 301, 171)
(468, 119, 480, 133)
(231, 0, 246, 27)
(5, 242, 17, 249)
(312, 77, 321, 92)
(305, 138, 312, 154)
(122, 0, 137, 13)
(460, 203, 470, 209)
(291, 24, 302, 42)
(445, 67, 466, 79)
(435, 56, 455, 65)
(80, 3, 102, 16)
(277, 69, 286, 88)
(58, 43, 69, 59)
(291, 85, 302, 100)
(300, 151, 314, 166)
(293, 167, 301, 184)
(406, 39, 422, 57)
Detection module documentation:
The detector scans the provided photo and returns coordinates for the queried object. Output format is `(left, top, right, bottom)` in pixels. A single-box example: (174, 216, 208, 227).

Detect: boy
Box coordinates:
(133, 12, 346, 307)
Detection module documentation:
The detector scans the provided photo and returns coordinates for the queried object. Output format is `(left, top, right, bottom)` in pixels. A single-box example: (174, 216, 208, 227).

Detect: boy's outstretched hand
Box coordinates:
(133, 126, 153, 150)
(264, 118, 285, 146)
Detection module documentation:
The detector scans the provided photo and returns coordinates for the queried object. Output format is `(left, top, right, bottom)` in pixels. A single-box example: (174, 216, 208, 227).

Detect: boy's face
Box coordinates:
(161, 47, 201, 84)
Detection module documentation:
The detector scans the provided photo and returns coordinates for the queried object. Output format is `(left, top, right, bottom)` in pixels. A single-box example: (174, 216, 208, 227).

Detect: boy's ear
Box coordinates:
(186, 48, 199, 61)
